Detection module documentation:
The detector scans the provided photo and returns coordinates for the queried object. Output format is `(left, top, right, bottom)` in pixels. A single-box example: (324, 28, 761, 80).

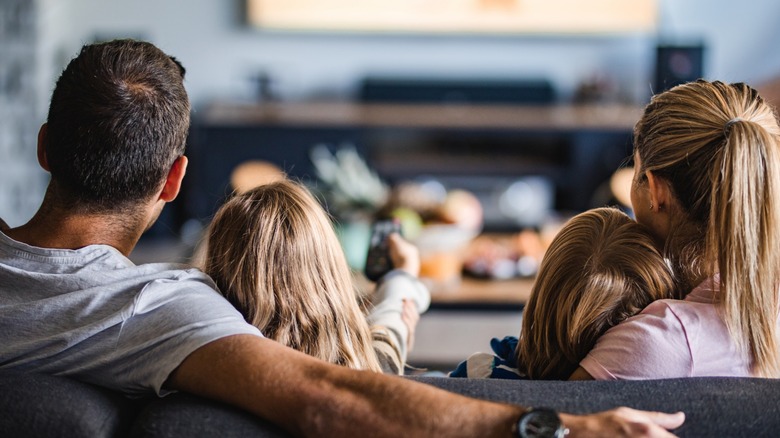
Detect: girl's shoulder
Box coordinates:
(640, 294, 718, 323)
(638, 275, 720, 318)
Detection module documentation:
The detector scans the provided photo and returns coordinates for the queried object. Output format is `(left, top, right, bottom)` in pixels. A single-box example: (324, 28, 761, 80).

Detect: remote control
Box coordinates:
(364, 219, 402, 282)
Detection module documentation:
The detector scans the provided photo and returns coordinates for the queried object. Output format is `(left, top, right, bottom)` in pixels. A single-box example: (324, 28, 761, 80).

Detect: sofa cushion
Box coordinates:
(2, 370, 778, 437)
(127, 375, 780, 437)
(129, 392, 286, 438)
(0, 371, 140, 438)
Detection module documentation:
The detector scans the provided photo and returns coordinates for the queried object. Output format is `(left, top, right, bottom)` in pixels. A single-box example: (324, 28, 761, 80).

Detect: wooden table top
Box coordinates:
(430, 276, 533, 305)
(358, 273, 533, 310)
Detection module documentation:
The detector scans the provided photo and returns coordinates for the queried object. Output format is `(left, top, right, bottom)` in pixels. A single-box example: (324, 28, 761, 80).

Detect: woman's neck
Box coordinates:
(665, 218, 710, 299)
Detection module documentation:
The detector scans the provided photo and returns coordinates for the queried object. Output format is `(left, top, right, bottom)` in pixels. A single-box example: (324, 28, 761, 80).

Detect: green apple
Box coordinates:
(390, 207, 424, 240)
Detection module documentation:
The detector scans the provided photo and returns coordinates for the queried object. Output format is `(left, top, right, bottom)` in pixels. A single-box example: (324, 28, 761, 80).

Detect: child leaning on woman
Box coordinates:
(450, 207, 676, 380)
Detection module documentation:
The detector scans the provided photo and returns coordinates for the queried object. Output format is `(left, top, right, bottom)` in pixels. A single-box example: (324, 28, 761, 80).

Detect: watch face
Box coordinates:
(518, 408, 566, 438)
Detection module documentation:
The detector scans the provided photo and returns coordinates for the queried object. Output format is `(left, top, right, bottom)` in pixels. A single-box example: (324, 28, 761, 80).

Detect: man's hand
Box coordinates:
(561, 407, 685, 438)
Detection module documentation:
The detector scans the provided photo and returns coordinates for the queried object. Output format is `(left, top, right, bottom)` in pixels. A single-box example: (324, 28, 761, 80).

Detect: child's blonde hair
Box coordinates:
(202, 179, 384, 372)
(516, 207, 675, 379)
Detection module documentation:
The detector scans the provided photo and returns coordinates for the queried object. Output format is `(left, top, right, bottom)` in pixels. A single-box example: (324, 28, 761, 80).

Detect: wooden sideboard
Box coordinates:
(184, 101, 642, 227)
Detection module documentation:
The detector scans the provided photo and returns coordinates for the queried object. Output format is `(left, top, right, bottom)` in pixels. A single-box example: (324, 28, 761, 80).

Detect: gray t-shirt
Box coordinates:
(0, 230, 262, 397)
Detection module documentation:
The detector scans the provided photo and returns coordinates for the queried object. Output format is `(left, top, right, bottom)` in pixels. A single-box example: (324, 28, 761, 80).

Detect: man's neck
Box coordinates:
(5, 206, 148, 257)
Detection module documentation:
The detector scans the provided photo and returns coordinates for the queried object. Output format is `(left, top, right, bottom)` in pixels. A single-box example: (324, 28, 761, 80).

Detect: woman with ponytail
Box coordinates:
(572, 80, 780, 380)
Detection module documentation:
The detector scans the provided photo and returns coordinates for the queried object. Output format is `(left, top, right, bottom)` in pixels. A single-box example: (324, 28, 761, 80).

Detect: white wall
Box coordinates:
(0, 0, 48, 227)
(658, 1, 780, 85)
(41, 0, 780, 108)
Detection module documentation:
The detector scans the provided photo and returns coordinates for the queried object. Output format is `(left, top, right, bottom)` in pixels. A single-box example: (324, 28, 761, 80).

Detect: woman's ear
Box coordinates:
(646, 171, 672, 212)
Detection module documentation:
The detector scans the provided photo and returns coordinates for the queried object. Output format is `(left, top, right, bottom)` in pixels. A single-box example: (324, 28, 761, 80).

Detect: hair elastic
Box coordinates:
(724, 117, 744, 134)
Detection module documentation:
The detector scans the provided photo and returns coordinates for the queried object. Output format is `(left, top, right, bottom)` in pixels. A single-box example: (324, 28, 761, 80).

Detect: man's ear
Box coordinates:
(159, 156, 188, 202)
(646, 171, 671, 211)
(37, 124, 50, 171)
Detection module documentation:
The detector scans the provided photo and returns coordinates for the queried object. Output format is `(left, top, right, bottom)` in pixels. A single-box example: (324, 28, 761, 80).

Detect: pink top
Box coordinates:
(580, 275, 758, 380)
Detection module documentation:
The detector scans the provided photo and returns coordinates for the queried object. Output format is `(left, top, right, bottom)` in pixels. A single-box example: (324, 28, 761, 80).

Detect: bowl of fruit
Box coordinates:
(382, 180, 484, 293)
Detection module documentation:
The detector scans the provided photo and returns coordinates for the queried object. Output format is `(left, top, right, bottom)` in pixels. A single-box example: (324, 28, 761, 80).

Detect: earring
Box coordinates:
(649, 202, 654, 211)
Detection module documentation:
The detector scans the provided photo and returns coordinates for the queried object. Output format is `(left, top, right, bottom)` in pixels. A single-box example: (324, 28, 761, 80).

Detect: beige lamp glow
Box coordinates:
(230, 161, 286, 193)
(610, 167, 634, 209)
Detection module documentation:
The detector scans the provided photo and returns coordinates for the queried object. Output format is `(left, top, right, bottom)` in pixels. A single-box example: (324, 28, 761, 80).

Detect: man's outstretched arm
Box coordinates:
(167, 335, 684, 438)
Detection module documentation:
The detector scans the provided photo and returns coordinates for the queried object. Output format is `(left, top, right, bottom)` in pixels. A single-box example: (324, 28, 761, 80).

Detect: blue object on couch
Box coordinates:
(1, 370, 778, 437)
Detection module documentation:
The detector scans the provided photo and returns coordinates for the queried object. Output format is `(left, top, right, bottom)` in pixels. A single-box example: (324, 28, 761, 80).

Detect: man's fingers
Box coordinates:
(615, 407, 685, 436)
(562, 408, 684, 438)
(643, 410, 685, 429)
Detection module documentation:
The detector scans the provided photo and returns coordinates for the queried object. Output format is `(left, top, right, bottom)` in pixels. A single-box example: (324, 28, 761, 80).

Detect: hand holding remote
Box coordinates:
(364, 220, 402, 282)
(386, 234, 420, 277)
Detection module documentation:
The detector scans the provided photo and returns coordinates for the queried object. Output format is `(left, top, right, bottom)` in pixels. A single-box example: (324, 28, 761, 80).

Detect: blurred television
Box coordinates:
(246, 0, 657, 35)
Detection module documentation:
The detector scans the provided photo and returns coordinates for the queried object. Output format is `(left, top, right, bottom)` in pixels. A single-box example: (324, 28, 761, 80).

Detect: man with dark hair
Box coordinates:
(44, 40, 190, 214)
(0, 39, 684, 437)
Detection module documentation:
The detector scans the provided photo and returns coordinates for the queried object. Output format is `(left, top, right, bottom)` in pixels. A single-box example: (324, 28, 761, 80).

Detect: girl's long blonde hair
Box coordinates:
(202, 179, 383, 372)
(634, 80, 780, 377)
(516, 207, 675, 380)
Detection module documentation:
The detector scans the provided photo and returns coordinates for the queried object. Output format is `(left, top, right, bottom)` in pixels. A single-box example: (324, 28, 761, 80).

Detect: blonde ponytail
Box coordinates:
(710, 119, 780, 377)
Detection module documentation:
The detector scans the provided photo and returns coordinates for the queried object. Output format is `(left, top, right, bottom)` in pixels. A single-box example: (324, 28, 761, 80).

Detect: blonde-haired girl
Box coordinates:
(450, 207, 675, 379)
(573, 80, 780, 379)
(202, 179, 429, 374)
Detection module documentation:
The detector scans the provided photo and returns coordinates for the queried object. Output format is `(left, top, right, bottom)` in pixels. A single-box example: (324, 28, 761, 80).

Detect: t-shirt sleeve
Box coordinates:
(579, 301, 692, 380)
(94, 275, 263, 397)
(365, 270, 430, 362)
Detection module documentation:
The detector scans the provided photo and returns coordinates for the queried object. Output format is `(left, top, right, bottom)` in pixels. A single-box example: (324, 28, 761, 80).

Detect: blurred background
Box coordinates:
(2, 0, 780, 370)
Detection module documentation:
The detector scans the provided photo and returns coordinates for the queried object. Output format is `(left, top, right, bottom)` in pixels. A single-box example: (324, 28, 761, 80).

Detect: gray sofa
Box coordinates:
(1, 370, 778, 437)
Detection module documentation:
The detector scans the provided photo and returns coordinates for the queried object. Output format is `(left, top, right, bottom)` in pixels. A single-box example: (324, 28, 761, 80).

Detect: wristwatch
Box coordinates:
(516, 407, 568, 438)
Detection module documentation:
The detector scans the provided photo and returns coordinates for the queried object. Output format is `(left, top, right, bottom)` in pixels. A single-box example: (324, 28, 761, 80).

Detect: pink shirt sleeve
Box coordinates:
(580, 300, 693, 380)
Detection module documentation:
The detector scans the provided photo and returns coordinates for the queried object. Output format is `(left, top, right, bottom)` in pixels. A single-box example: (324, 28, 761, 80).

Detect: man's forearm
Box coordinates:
(167, 334, 522, 437)
(167, 335, 684, 437)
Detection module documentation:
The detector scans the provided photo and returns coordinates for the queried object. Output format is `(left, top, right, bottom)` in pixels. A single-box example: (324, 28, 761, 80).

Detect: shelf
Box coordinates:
(202, 101, 644, 132)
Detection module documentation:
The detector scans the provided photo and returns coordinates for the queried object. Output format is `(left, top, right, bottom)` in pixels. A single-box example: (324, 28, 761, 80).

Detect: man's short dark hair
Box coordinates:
(45, 39, 190, 212)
